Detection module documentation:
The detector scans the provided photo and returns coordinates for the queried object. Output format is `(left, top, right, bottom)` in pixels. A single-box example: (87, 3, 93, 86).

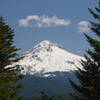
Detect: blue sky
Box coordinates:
(0, 0, 98, 55)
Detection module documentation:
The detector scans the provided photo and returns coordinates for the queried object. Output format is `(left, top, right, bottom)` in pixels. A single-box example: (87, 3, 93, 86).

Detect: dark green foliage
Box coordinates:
(58, 94, 68, 100)
(36, 91, 54, 100)
(69, 1, 100, 100)
(0, 16, 24, 100)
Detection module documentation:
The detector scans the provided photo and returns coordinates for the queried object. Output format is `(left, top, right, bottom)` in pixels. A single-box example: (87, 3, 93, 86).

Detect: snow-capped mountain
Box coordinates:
(18, 40, 83, 77)
(15, 40, 84, 99)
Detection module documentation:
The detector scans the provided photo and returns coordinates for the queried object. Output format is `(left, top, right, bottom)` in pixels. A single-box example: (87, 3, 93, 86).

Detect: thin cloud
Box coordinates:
(78, 21, 90, 32)
(18, 15, 71, 28)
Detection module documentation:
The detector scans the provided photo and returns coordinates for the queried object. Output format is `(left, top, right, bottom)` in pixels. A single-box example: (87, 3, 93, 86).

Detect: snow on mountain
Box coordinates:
(17, 40, 83, 77)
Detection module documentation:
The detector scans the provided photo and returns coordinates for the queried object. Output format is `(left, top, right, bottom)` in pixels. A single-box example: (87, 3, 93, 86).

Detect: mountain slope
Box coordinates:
(14, 40, 84, 99)
(18, 40, 83, 77)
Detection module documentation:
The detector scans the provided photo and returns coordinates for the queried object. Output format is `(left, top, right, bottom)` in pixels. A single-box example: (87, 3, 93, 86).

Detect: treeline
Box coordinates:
(0, 0, 100, 100)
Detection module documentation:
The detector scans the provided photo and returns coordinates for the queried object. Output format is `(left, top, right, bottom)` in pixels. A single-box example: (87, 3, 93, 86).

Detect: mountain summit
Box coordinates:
(18, 40, 83, 77)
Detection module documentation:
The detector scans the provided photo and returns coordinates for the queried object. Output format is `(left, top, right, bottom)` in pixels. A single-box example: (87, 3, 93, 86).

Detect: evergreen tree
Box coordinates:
(58, 94, 68, 100)
(36, 91, 54, 100)
(69, 1, 100, 100)
(0, 16, 24, 100)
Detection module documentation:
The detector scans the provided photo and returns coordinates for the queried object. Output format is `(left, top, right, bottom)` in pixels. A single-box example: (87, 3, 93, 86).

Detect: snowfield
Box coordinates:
(15, 40, 84, 77)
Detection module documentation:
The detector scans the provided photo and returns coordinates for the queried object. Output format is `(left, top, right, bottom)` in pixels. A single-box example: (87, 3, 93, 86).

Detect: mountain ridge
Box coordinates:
(16, 40, 83, 99)
(14, 40, 84, 77)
